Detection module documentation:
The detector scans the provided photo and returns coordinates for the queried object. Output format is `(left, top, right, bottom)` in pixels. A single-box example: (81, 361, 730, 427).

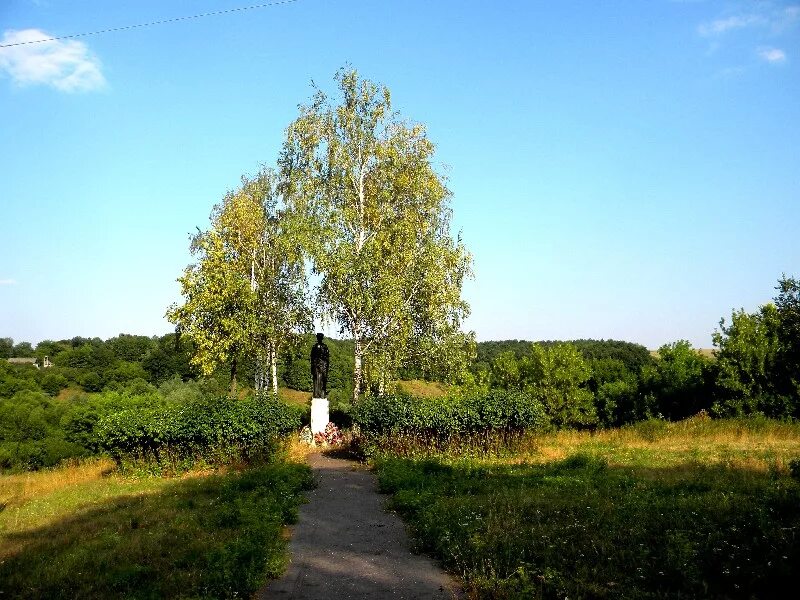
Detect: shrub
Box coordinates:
(40, 372, 69, 396)
(351, 390, 550, 436)
(95, 394, 302, 463)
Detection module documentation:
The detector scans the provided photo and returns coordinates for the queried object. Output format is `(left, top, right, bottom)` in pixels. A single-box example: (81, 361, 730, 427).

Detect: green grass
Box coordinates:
(372, 418, 800, 599)
(0, 454, 313, 599)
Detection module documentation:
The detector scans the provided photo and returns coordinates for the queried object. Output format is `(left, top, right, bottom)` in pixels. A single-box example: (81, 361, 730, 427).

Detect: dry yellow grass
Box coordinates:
(0, 458, 116, 510)
(285, 435, 315, 462)
(650, 348, 715, 358)
(279, 387, 311, 406)
(510, 417, 800, 475)
(55, 386, 85, 402)
(396, 379, 450, 398)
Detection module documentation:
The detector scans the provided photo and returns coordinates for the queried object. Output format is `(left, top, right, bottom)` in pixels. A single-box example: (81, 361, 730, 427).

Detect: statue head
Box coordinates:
(316, 333, 324, 343)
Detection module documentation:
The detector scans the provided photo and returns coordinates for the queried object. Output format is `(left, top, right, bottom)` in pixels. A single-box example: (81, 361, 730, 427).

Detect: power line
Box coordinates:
(0, 0, 300, 49)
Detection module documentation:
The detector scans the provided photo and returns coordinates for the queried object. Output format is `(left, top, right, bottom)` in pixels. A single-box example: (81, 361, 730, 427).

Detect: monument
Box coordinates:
(310, 333, 330, 434)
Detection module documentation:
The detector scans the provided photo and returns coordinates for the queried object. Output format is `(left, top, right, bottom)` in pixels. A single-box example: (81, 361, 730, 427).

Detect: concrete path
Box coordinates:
(258, 453, 459, 599)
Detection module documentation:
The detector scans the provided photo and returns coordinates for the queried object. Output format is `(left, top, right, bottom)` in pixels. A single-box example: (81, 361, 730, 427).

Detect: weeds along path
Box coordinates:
(260, 452, 459, 600)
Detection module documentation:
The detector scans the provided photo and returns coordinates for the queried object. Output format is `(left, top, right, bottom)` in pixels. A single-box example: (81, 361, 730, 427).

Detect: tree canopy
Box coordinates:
(279, 69, 473, 400)
(167, 169, 310, 395)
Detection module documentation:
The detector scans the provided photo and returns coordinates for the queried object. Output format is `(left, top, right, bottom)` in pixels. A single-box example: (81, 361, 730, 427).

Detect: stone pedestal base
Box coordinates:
(311, 398, 329, 434)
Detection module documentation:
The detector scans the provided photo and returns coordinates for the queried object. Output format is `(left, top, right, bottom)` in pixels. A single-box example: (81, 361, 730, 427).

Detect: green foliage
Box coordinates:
(490, 350, 522, 389)
(0, 334, 310, 472)
(54, 343, 115, 371)
(33, 339, 71, 361)
(95, 395, 302, 463)
(40, 371, 68, 396)
(58, 390, 168, 455)
(641, 340, 715, 421)
(476, 339, 652, 377)
(105, 361, 149, 386)
(711, 276, 800, 419)
(0, 372, 231, 471)
(490, 343, 596, 427)
(105, 333, 156, 362)
(78, 371, 103, 392)
(167, 168, 311, 394)
(0, 390, 86, 470)
(157, 374, 206, 404)
(774, 275, 800, 404)
(141, 334, 197, 384)
(712, 304, 791, 417)
(790, 458, 800, 480)
(523, 343, 597, 428)
(596, 376, 638, 425)
(0, 361, 39, 397)
(352, 390, 550, 438)
(569, 338, 654, 371)
(11, 341, 34, 357)
(280, 68, 473, 400)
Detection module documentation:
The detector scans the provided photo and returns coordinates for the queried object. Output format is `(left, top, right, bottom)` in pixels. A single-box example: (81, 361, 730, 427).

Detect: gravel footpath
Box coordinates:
(258, 452, 460, 599)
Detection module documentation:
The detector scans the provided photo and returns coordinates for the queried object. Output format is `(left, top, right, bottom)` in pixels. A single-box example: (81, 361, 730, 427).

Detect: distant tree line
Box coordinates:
(467, 275, 799, 427)
(0, 333, 362, 401)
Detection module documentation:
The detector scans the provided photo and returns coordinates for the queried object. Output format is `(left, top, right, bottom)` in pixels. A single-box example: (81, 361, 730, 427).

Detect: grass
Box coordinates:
(278, 387, 311, 406)
(0, 451, 313, 599)
(372, 417, 800, 599)
(396, 379, 451, 398)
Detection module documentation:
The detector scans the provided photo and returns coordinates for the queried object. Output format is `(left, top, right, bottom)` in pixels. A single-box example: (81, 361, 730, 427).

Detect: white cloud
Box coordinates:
(0, 29, 105, 92)
(698, 14, 764, 36)
(699, 4, 800, 36)
(758, 47, 787, 63)
(0, 279, 17, 285)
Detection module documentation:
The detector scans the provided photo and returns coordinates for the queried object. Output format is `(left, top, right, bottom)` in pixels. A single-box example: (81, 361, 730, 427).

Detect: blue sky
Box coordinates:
(1, 0, 798, 349)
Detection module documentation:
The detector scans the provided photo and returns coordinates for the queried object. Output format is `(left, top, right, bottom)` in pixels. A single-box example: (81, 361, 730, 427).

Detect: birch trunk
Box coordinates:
(353, 338, 363, 403)
(270, 343, 278, 396)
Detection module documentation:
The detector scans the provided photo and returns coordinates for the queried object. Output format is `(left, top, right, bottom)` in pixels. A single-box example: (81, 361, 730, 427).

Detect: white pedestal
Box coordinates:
(311, 398, 329, 435)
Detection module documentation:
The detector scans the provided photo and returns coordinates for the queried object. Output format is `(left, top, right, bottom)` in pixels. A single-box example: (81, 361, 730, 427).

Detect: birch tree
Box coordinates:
(279, 69, 473, 402)
(167, 168, 310, 396)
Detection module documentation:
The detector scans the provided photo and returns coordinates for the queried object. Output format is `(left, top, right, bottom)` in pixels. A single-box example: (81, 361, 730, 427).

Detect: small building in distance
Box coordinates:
(5, 356, 53, 368)
(6, 357, 38, 368)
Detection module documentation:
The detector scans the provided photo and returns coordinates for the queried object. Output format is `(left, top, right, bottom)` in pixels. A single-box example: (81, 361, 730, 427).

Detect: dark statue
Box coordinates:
(311, 333, 330, 398)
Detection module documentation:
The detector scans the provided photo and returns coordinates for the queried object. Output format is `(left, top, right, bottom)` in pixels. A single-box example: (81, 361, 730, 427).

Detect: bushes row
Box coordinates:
(351, 390, 550, 436)
(95, 394, 303, 462)
(0, 381, 303, 471)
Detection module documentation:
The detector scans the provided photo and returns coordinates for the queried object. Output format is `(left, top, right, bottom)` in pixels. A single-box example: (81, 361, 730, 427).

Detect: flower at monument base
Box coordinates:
(299, 425, 314, 445)
(310, 422, 343, 446)
(300, 423, 342, 446)
(324, 422, 343, 445)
